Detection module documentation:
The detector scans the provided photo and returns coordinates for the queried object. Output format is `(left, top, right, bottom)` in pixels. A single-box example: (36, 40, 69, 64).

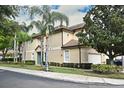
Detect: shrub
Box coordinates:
(25, 60, 35, 65)
(0, 59, 35, 65)
(91, 64, 123, 74)
(81, 63, 92, 69)
(2, 58, 14, 61)
(49, 62, 92, 69)
(49, 62, 62, 67)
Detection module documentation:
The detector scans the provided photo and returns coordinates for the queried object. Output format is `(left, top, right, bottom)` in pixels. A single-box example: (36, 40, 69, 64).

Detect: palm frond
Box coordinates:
(51, 11, 69, 26)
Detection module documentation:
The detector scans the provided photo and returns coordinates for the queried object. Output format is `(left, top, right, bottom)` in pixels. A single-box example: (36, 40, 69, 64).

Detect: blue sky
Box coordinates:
(16, 5, 92, 35)
(51, 5, 92, 13)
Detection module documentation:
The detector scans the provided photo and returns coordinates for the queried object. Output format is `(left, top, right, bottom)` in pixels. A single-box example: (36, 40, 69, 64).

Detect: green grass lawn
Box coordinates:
(0, 63, 124, 79)
(0, 63, 43, 70)
(49, 66, 124, 79)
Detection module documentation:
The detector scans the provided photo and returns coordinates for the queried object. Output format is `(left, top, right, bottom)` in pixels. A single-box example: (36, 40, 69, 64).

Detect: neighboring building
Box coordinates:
(23, 23, 107, 65)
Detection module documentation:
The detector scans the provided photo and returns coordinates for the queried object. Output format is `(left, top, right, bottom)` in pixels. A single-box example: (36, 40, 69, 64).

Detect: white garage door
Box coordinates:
(88, 53, 101, 64)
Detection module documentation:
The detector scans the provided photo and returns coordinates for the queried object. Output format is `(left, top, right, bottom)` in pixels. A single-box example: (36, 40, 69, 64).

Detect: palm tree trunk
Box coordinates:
(16, 42, 18, 62)
(45, 36, 49, 71)
(18, 44, 21, 62)
(24, 42, 26, 64)
(22, 42, 26, 64)
(40, 36, 44, 66)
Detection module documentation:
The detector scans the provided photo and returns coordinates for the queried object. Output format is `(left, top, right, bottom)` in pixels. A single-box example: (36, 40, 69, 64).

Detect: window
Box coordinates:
(64, 50, 70, 62)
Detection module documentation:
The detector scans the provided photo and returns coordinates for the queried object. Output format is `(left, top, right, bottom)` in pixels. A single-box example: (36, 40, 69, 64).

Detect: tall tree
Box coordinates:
(30, 5, 69, 71)
(77, 5, 124, 64)
(16, 22, 33, 63)
(17, 31, 32, 63)
(0, 5, 19, 29)
(0, 5, 19, 61)
(0, 34, 13, 59)
(0, 20, 17, 59)
(31, 20, 47, 66)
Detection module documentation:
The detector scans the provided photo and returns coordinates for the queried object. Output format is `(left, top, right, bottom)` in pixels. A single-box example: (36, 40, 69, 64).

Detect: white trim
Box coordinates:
(64, 49, 70, 63)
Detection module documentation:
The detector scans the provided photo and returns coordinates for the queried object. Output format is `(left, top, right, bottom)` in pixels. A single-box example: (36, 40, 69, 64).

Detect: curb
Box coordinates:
(0, 66, 124, 85)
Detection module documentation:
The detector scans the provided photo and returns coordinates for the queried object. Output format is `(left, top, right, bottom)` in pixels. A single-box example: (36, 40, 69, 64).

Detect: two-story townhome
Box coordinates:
(23, 23, 107, 65)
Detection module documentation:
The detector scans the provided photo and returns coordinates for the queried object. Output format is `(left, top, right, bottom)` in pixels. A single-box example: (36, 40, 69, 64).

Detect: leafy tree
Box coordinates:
(0, 5, 19, 60)
(0, 5, 19, 30)
(30, 5, 69, 70)
(0, 19, 19, 59)
(0, 35, 13, 59)
(77, 5, 124, 64)
(0, 5, 18, 18)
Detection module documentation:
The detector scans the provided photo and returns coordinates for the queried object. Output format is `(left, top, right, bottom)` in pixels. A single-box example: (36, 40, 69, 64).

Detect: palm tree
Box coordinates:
(30, 5, 69, 71)
(18, 22, 33, 63)
(31, 20, 47, 66)
(17, 31, 31, 63)
(11, 21, 32, 63)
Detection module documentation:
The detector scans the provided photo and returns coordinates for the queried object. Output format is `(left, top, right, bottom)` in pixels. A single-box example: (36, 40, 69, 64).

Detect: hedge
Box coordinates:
(0, 59, 35, 65)
(49, 62, 92, 69)
(25, 60, 35, 65)
(91, 64, 123, 74)
(1, 58, 14, 61)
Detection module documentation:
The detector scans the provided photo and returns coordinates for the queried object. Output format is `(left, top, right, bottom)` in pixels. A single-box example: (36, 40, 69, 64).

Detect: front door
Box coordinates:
(37, 52, 41, 65)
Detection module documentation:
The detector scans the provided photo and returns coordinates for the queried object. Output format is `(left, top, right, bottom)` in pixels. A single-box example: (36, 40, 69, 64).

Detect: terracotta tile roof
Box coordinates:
(54, 25, 70, 30)
(62, 39, 79, 47)
(32, 33, 41, 38)
(31, 23, 85, 38)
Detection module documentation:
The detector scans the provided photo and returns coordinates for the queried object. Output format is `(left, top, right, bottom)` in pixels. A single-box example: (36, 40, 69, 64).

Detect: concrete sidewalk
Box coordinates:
(0, 66, 124, 85)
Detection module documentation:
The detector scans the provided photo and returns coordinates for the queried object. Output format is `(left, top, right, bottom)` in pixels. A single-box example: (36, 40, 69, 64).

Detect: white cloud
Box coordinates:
(55, 5, 86, 26)
(16, 5, 87, 35)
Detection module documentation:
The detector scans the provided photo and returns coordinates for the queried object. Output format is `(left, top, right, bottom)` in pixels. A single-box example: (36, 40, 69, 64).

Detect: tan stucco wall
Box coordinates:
(69, 48, 79, 63)
(48, 32, 62, 48)
(81, 48, 89, 63)
(25, 51, 32, 60)
(24, 38, 40, 60)
(25, 38, 40, 51)
(48, 49, 63, 63)
(47, 32, 63, 63)
(81, 48, 99, 63)
(63, 31, 78, 45)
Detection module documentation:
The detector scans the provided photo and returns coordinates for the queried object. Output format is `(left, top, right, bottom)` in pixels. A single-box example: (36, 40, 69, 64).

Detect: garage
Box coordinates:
(88, 53, 101, 64)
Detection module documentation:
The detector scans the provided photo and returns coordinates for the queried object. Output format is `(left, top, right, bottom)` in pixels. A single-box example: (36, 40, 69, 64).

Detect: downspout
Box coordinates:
(79, 46, 81, 68)
(61, 28, 64, 64)
(61, 28, 63, 47)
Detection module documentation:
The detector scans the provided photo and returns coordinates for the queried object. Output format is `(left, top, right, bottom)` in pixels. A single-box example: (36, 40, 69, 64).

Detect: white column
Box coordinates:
(14, 33, 16, 63)
(122, 56, 124, 67)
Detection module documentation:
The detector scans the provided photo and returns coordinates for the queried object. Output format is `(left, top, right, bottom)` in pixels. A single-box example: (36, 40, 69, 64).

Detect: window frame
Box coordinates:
(64, 49, 70, 63)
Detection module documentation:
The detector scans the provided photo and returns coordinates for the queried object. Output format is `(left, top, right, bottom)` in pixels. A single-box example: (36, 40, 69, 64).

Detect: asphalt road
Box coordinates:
(0, 69, 124, 88)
